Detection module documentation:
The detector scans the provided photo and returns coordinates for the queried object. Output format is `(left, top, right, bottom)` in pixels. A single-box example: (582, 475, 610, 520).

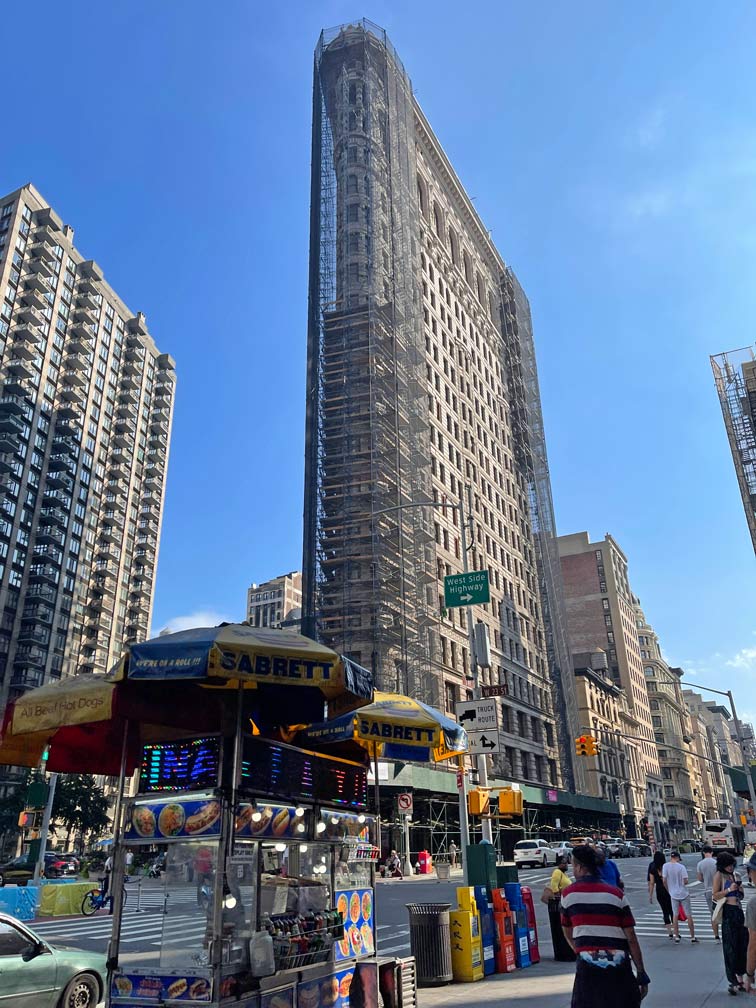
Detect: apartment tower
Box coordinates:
(302, 21, 580, 790)
(0, 185, 174, 796)
(558, 532, 662, 836)
(247, 571, 303, 630)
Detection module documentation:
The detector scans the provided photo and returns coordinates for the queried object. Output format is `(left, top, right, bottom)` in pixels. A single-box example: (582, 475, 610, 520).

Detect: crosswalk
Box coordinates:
(377, 922, 410, 956)
(31, 904, 208, 950)
(629, 890, 754, 942)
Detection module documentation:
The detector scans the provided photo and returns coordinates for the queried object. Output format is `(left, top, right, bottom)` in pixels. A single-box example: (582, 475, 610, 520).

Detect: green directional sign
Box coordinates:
(444, 569, 490, 608)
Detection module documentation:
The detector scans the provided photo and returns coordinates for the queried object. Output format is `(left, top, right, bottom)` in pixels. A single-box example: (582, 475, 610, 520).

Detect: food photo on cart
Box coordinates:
(0, 623, 466, 1007)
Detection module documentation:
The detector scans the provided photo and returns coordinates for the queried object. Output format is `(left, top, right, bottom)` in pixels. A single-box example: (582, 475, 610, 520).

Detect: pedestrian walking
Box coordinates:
(739, 852, 756, 991)
(596, 847, 623, 889)
(449, 841, 457, 868)
(560, 844, 650, 1007)
(647, 851, 674, 939)
(662, 850, 696, 943)
(696, 845, 720, 940)
(547, 855, 575, 962)
(713, 852, 748, 995)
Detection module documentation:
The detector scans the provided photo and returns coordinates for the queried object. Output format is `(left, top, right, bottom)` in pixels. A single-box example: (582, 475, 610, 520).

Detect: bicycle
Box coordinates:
(81, 882, 127, 915)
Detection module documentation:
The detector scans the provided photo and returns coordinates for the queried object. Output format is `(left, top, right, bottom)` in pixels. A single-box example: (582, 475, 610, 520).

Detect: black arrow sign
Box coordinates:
(479, 734, 496, 750)
(459, 709, 477, 723)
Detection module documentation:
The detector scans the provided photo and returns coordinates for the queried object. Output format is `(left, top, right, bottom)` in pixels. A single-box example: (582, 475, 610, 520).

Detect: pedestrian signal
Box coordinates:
(498, 788, 523, 816)
(17, 811, 28, 828)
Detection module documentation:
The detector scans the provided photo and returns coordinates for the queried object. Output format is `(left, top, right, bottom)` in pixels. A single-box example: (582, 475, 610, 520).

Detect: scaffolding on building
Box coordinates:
(303, 21, 439, 704)
(711, 346, 756, 554)
(499, 269, 584, 793)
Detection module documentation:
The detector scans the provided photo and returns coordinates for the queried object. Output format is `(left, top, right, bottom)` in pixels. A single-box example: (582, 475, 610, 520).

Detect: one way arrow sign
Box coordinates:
(467, 731, 502, 755)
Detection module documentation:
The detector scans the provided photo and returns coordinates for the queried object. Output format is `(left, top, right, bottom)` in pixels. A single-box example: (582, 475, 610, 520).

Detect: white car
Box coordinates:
(549, 841, 573, 863)
(514, 839, 558, 869)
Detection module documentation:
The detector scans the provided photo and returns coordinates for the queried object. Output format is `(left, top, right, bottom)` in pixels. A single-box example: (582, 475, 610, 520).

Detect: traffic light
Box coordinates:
(575, 735, 600, 757)
(468, 788, 490, 816)
(498, 788, 523, 816)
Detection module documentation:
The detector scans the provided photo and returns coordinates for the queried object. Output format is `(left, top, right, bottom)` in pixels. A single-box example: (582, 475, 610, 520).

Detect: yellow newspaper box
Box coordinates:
(450, 887, 484, 982)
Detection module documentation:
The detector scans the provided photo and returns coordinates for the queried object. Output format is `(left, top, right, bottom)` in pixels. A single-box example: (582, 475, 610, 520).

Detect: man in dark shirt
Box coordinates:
(561, 844, 649, 1007)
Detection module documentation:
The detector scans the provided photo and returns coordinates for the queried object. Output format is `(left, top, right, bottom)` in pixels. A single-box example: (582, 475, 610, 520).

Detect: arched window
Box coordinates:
(348, 82, 357, 105)
(432, 201, 443, 238)
(416, 175, 429, 218)
(462, 250, 472, 285)
(448, 227, 459, 265)
(476, 272, 485, 305)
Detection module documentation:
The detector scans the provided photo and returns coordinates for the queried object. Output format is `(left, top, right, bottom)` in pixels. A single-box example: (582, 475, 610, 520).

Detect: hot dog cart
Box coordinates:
(109, 732, 379, 1007)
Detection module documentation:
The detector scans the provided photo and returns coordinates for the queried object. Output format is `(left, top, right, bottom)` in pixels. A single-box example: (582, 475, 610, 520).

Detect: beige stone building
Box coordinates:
(247, 571, 302, 631)
(303, 21, 578, 790)
(572, 650, 641, 817)
(0, 185, 174, 798)
(558, 532, 663, 836)
(684, 690, 738, 820)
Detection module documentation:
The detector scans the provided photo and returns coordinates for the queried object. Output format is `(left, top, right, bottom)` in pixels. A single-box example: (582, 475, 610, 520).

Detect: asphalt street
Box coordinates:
(22, 853, 752, 1005)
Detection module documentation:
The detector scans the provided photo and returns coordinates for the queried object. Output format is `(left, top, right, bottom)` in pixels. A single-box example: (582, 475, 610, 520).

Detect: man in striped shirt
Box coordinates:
(560, 844, 650, 1007)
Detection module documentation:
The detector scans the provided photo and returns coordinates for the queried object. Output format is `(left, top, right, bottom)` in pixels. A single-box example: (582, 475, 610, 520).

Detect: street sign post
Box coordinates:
(397, 792, 413, 815)
(444, 569, 490, 608)
(455, 698, 500, 733)
(467, 732, 502, 755)
(481, 684, 507, 698)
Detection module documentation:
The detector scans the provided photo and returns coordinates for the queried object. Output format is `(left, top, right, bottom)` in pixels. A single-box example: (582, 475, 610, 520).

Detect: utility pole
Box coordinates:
(32, 772, 57, 883)
(728, 690, 756, 836)
(458, 484, 493, 845)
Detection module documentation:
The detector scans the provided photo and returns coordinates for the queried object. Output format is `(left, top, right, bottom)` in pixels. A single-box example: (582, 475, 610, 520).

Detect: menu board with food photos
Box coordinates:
(111, 970, 212, 1002)
(298, 966, 355, 1008)
(260, 985, 296, 1008)
(234, 803, 308, 840)
(124, 797, 222, 842)
(334, 888, 374, 962)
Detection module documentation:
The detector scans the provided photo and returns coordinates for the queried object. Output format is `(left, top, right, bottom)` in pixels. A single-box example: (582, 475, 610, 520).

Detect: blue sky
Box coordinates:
(3, 2, 756, 719)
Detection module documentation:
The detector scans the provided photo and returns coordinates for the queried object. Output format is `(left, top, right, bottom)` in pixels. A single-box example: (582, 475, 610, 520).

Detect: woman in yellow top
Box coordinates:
(547, 856, 575, 961)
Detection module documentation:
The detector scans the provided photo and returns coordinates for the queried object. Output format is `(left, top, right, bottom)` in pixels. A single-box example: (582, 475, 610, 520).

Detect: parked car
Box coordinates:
(628, 840, 652, 857)
(549, 841, 573, 863)
(54, 853, 79, 875)
(622, 841, 639, 857)
(605, 837, 635, 858)
(514, 839, 558, 869)
(0, 853, 66, 886)
(0, 911, 105, 1006)
(569, 836, 590, 847)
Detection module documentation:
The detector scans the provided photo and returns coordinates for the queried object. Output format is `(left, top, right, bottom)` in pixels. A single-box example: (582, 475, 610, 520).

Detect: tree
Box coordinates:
(52, 774, 111, 852)
(0, 774, 29, 858)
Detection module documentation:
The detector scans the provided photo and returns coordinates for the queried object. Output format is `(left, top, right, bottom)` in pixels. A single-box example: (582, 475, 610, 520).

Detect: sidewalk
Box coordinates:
(415, 926, 731, 1008)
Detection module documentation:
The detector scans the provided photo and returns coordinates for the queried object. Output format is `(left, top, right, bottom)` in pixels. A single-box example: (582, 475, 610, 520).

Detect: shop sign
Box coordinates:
(124, 797, 221, 841)
(111, 971, 211, 1002)
(547, 789, 558, 803)
(241, 737, 368, 810)
(140, 737, 221, 793)
(334, 888, 374, 962)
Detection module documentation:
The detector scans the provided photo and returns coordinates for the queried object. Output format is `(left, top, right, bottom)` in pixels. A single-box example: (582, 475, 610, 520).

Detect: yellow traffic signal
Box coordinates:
(468, 788, 490, 816)
(498, 788, 523, 816)
(576, 735, 600, 757)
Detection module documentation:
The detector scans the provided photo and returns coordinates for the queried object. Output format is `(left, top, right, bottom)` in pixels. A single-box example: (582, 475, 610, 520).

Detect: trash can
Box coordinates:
(405, 902, 453, 986)
(436, 861, 451, 880)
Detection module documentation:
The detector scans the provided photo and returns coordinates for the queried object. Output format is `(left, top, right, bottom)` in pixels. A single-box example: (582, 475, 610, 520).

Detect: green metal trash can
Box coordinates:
(405, 902, 453, 986)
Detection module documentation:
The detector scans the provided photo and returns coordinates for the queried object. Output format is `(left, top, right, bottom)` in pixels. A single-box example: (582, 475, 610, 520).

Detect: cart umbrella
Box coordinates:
(111, 624, 373, 723)
(296, 691, 468, 763)
(0, 674, 225, 774)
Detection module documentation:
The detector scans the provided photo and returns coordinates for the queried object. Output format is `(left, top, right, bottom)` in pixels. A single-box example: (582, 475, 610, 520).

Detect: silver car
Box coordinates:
(549, 841, 573, 863)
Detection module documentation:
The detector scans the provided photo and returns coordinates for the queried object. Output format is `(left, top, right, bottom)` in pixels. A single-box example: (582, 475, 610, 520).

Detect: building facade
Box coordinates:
(683, 690, 736, 821)
(558, 532, 663, 836)
(711, 347, 756, 554)
(302, 20, 579, 791)
(0, 185, 174, 797)
(572, 650, 640, 814)
(247, 571, 302, 630)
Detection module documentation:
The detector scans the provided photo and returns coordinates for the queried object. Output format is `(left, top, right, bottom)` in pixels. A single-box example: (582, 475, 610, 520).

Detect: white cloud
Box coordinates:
(726, 647, 756, 671)
(627, 105, 667, 151)
(154, 609, 236, 637)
